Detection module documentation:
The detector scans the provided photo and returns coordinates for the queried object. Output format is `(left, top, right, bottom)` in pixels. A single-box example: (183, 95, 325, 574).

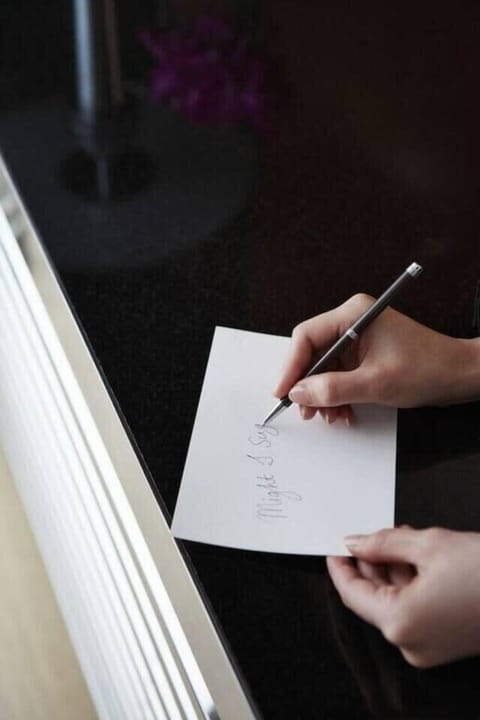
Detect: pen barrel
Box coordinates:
(302, 264, 420, 379)
(351, 267, 415, 334)
(304, 333, 354, 377)
(273, 263, 422, 422)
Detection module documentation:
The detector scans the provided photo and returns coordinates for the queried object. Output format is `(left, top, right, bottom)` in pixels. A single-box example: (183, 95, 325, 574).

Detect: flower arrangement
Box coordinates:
(139, 16, 273, 131)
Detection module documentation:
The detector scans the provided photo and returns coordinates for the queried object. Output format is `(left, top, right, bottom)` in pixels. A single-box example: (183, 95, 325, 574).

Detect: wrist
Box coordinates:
(469, 533, 480, 656)
(448, 338, 480, 404)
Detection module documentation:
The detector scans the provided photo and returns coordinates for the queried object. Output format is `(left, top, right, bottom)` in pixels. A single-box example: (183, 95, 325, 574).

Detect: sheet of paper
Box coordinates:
(172, 327, 397, 556)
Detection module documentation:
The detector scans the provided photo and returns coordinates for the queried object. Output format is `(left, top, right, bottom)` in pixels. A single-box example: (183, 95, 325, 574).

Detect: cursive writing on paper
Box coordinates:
(247, 424, 302, 523)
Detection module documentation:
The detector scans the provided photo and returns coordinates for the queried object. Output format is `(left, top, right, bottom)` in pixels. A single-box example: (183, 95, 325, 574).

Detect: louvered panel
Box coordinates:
(0, 198, 216, 719)
(0, 265, 159, 720)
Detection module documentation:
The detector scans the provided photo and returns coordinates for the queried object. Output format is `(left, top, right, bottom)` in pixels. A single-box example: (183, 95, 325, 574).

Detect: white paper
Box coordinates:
(171, 327, 397, 556)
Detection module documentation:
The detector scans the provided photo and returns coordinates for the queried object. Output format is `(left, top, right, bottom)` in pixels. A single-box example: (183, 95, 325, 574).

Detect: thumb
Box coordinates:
(288, 368, 373, 408)
(344, 528, 421, 565)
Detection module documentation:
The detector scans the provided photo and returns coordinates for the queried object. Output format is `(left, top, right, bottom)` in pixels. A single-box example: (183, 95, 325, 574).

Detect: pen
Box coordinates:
(261, 261, 423, 426)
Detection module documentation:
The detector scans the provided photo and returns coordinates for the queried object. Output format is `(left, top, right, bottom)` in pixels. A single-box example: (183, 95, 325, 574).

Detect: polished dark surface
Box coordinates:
(3, 3, 480, 718)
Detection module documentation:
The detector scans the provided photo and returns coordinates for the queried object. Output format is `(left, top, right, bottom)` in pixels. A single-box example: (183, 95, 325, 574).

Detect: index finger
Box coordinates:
(274, 299, 362, 398)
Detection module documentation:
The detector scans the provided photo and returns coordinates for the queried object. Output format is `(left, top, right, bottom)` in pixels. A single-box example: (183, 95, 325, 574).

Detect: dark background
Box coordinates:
(2, 2, 480, 718)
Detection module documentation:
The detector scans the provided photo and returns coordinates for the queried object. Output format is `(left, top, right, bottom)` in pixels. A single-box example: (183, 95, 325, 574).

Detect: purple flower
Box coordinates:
(139, 17, 274, 131)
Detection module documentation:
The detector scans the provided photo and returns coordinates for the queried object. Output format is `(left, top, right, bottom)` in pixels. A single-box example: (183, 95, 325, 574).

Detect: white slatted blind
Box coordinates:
(0, 170, 220, 720)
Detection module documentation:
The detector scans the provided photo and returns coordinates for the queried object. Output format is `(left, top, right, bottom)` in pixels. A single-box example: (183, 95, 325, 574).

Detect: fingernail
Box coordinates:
(344, 534, 367, 550)
(289, 384, 307, 403)
(325, 410, 333, 424)
(344, 415, 351, 427)
(300, 405, 308, 420)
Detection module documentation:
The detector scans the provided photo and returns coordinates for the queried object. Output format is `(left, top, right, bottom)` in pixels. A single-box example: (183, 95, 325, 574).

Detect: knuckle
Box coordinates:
(338, 591, 355, 613)
(383, 621, 401, 646)
(421, 527, 445, 551)
(291, 322, 307, 341)
(346, 293, 375, 314)
(291, 320, 304, 335)
(321, 376, 339, 406)
(382, 608, 413, 647)
(368, 363, 397, 404)
(400, 649, 433, 669)
(382, 594, 419, 648)
(292, 313, 324, 338)
(300, 384, 314, 405)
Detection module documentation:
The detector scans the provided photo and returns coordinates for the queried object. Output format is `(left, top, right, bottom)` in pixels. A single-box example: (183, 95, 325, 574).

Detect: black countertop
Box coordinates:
(3, 4, 480, 717)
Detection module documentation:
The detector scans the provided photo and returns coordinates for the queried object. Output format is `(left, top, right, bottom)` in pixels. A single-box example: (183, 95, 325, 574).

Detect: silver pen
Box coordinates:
(262, 261, 423, 426)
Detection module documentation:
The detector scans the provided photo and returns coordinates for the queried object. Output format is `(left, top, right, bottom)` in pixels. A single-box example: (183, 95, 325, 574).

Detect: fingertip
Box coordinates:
(345, 527, 420, 564)
(301, 405, 317, 421)
(272, 375, 292, 399)
(326, 555, 362, 590)
(331, 405, 354, 426)
(325, 408, 342, 424)
(343, 405, 354, 426)
(344, 534, 368, 554)
(319, 408, 342, 424)
(326, 554, 348, 576)
(325, 555, 336, 574)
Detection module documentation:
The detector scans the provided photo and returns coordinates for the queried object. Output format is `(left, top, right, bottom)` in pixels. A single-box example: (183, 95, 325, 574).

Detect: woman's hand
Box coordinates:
(274, 294, 480, 423)
(327, 527, 480, 668)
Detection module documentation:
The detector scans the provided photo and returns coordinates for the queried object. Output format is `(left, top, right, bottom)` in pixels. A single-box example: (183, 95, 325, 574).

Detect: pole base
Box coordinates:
(59, 148, 156, 202)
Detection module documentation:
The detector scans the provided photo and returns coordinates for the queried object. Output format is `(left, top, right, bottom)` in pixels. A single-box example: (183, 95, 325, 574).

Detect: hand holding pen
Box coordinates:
(268, 263, 480, 425)
(266, 262, 480, 671)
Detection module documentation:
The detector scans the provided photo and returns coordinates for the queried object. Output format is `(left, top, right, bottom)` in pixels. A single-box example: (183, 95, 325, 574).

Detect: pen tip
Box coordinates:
(260, 411, 273, 427)
(261, 400, 286, 427)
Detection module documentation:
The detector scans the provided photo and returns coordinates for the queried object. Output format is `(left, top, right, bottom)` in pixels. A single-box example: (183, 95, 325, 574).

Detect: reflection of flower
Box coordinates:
(139, 17, 272, 131)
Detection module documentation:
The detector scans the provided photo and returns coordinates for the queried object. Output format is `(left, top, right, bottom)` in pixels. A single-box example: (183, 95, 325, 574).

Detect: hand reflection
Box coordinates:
(325, 565, 408, 719)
